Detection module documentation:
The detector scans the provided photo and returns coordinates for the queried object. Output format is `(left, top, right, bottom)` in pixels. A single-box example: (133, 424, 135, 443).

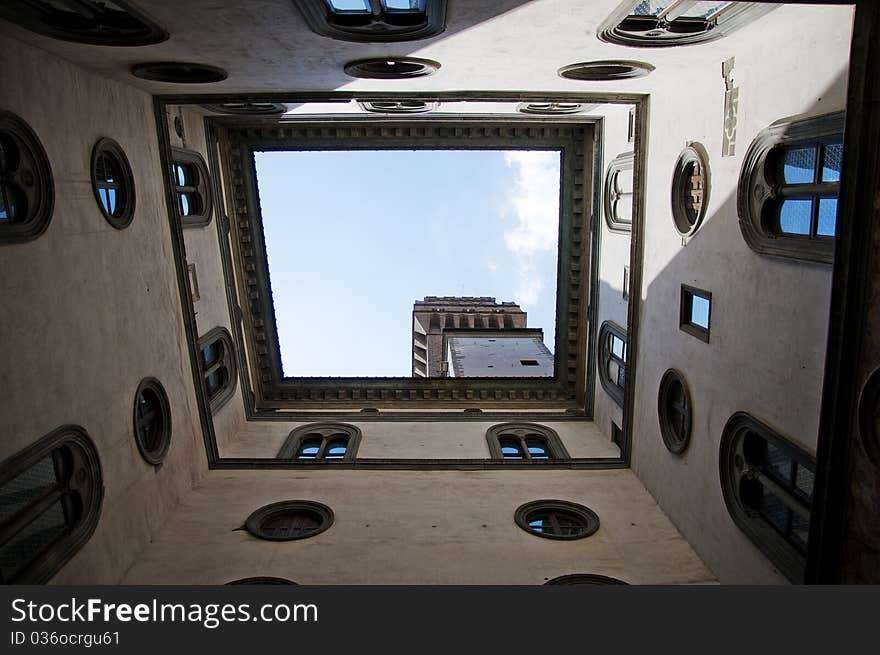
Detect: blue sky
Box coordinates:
(255, 149, 560, 377)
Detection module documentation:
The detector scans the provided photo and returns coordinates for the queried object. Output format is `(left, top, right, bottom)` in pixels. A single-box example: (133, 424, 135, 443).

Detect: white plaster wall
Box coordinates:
(171, 105, 246, 454)
(593, 104, 633, 441)
(0, 39, 207, 584)
(121, 468, 714, 584)
(628, 7, 853, 583)
(224, 420, 619, 459)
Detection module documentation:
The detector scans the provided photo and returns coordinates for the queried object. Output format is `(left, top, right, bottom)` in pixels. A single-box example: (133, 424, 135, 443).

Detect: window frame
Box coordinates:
(679, 284, 711, 343)
(90, 138, 136, 230)
(597, 1, 778, 48)
(720, 412, 816, 582)
(514, 500, 600, 541)
(545, 573, 627, 585)
(244, 500, 334, 541)
(0, 111, 54, 245)
(598, 321, 627, 408)
(604, 151, 634, 233)
(486, 423, 571, 461)
(277, 423, 362, 461)
(297, 0, 447, 43)
(657, 368, 692, 455)
(671, 142, 710, 237)
(171, 148, 213, 228)
(0, 424, 103, 584)
(738, 111, 845, 264)
(132, 377, 172, 466)
(197, 327, 238, 413)
(223, 119, 592, 411)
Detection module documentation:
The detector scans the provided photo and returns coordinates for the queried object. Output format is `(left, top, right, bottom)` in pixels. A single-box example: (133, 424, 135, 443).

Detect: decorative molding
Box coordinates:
(604, 151, 634, 233)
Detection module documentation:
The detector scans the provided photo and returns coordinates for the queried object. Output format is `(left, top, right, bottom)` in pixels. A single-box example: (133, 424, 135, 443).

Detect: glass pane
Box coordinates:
(0, 455, 58, 526)
(525, 437, 549, 459)
(528, 518, 545, 533)
(0, 188, 7, 221)
(778, 199, 812, 235)
(614, 195, 633, 223)
(681, 2, 731, 19)
(817, 198, 837, 237)
(0, 500, 68, 583)
(790, 511, 810, 553)
(764, 442, 793, 485)
(760, 489, 790, 536)
(296, 437, 323, 459)
(206, 369, 225, 396)
(201, 341, 221, 367)
(632, 1, 671, 16)
(611, 335, 625, 360)
(179, 193, 190, 216)
(261, 510, 321, 537)
(783, 146, 817, 184)
(821, 143, 842, 182)
(500, 437, 524, 459)
(324, 436, 349, 459)
(99, 188, 110, 213)
(326, 0, 370, 11)
(795, 465, 815, 500)
(108, 188, 117, 215)
(174, 164, 187, 187)
(383, 0, 424, 10)
(690, 294, 710, 329)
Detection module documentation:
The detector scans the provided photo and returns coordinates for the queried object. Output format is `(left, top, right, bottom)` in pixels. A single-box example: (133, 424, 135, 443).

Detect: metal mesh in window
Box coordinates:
(0, 500, 68, 583)
(0, 455, 57, 526)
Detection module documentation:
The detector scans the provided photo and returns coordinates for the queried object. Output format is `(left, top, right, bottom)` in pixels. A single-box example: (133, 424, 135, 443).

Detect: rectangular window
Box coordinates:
(680, 284, 711, 342)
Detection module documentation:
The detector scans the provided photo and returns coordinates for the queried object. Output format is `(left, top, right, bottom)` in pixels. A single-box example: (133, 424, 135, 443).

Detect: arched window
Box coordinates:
(738, 112, 844, 264)
(277, 424, 361, 461)
(658, 369, 692, 455)
(598, 2, 777, 47)
(244, 501, 334, 541)
(0, 111, 54, 244)
(297, 0, 447, 43)
(598, 321, 627, 408)
(720, 412, 815, 582)
(0, 425, 103, 584)
(486, 423, 570, 461)
(133, 377, 172, 466)
(604, 152, 634, 233)
(171, 148, 212, 228)
(198, 327, 237, 413)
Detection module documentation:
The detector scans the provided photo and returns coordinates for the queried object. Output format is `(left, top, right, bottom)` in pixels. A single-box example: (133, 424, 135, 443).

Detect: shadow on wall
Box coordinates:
(630, 68, 848, 582)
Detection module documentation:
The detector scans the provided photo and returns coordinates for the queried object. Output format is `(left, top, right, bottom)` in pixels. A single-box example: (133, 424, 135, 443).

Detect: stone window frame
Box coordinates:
(657, 368, 692, 455)
(0, 0, 168, 46)
(737, 111, 845, 264)
(90, 138, 136, 230)
(221, 119, 591, 411)
(597, 1, 777, 48)
(671, 142, 710, 238)
(244, 500, 334, 541)
(132, 377, 172, 466)
(720, 412, 816, 583)
(0, 111, 54, 245)
(226, 577, 298, 585)
(598, 321, 627, 408)
(485, 423, 571, 461)
(514, 500, 600, 541)
(0, 424, 103, 584)
(544, 573, 627, 585)
(277, 423, 362, 461)
(171, 147, 213, 228)
(198, 327, 238, 413)
(604, 151, 634, 233)
(679, 284, 711, 343)
(297, 0, 448, 43)
(858, 367, 880, 467)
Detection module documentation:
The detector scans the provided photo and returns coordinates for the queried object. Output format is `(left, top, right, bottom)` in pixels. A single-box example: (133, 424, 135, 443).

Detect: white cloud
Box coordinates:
(502, 151, 560, 307)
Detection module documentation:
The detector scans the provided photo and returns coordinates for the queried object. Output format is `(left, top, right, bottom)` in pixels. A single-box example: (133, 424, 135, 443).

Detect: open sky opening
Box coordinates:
(254, 149, 561, 377)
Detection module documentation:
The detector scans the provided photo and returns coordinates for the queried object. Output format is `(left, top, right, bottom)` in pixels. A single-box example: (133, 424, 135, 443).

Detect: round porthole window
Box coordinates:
(0, 111, 54, 243)
(558, 60, 654, 81)
(131, 62, 228, 84)
(133, 377, 172, 465)
(226, 577, 298, 585)
(202, 102, 287, 115)
(544, 574, 627, 585)
(343, 57, 440, 80)
(359, 100, 437, 114)
(671, 143, 710, 237)
(514, 500, 600, 540)
(516, 102, 585, 115)
(859, 367, 880, 466)
(244, 500, 334, 541)
(658, 368, 692, 455)
(91, 138, 135, 229)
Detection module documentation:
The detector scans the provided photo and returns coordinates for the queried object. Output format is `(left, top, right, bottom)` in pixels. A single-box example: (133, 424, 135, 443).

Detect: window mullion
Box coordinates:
(752, 469, 810, 520)
(0, 486, 66, 549)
